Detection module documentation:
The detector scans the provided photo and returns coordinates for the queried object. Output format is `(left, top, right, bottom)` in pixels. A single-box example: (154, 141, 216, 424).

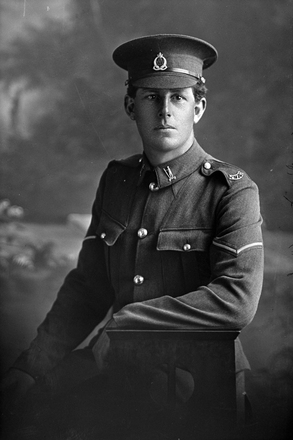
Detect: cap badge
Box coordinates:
(153, 52, 167, 71)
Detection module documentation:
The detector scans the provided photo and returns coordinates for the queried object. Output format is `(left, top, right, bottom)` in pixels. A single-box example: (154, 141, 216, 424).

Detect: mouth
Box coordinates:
(155, 125, 175, 130)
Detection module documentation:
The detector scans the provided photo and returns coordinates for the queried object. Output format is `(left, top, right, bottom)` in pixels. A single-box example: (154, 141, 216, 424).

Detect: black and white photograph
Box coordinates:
(0, 1, 292, 439)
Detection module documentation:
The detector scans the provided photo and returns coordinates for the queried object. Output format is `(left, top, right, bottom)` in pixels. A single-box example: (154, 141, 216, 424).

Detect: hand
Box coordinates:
(1, 369, 36, 416)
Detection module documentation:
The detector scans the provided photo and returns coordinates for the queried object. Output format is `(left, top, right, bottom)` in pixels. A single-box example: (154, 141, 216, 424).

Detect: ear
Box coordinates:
(124, 95, 136, 120)
(193, 98, 206, 124)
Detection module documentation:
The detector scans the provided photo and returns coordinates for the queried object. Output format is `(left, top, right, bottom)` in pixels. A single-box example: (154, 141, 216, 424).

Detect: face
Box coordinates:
(125, 87, 206, 165)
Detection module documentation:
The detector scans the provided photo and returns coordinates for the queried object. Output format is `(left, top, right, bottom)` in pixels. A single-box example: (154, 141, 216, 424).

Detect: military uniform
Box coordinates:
(13, 140, 263, 379)
(10, 36, 264, 430)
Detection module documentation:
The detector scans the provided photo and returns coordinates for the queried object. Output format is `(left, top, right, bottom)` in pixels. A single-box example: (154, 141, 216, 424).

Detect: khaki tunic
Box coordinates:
(14, 140, 263, 378)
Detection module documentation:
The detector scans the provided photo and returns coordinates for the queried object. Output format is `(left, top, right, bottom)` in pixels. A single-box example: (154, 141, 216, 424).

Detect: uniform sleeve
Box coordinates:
(113, 178, 264, 330)
(12, 170, 115, 379)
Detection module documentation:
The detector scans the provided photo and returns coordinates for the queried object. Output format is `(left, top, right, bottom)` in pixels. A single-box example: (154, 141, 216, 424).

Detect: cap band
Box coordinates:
(129, 68, 205, 85)
(128, 52, 205, 85)
(170, 68, 206, 84)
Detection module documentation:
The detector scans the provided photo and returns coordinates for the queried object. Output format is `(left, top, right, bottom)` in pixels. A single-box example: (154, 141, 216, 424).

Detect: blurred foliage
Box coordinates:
(0, 0, 292, 228)
(0, 199, 72, 274)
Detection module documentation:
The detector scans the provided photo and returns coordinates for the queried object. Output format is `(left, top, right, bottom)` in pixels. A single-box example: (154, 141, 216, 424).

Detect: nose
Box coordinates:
(158, 97, 171, 119)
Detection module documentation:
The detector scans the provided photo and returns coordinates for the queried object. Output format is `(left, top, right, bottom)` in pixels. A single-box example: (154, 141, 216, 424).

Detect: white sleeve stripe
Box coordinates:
(237, 242, 263, 254)
(83, 235, 97, 242)
(213, 240, 263, 255)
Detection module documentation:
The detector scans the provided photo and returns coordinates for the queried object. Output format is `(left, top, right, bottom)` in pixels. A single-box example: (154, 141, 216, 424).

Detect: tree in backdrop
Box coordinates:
(0, 0, 137, 220)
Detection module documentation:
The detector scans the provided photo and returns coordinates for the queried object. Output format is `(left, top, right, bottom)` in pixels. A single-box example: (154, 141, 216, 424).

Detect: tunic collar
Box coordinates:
(138, 139, 209, 189)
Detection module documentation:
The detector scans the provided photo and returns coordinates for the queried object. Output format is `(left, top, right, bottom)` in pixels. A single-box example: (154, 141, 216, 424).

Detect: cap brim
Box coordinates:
(132, 72, 200, 89)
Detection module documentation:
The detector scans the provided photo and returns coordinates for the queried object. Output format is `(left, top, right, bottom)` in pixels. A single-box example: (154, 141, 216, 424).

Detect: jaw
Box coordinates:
(142, 129, 194, 165)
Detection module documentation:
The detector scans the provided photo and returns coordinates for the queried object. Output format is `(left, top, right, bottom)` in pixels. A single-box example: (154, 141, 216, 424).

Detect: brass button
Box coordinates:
(133, 275, 144, 285)
(100, 232, 106, 239)
(149, 182, 159, 191)
(183, 243, 191, 251)
(204, 161, 212, 170)
(137, 228, 148, 239)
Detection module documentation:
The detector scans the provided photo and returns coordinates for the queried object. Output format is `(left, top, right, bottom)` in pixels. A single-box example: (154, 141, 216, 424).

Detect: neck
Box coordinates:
(144, 140, 195, 167)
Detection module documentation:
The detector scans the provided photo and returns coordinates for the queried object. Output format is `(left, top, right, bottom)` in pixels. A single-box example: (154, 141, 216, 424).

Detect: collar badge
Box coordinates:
(153, 52, 168, 71)
(228, 171, 244, 180)
(163, 166, 176, 182)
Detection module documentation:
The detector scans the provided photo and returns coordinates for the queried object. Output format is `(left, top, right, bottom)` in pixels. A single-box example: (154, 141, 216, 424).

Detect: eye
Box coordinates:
(146, 94, 158, 100)
(172, 94, 185, 101)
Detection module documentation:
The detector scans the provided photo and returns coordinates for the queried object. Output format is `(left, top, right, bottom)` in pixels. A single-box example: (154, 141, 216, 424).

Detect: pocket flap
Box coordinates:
(96, 211, 126, 246)
(157, 229, 212, 252)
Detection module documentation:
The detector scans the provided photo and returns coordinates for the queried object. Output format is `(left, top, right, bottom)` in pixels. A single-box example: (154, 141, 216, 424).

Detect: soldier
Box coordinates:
(2, 34, 263, 437)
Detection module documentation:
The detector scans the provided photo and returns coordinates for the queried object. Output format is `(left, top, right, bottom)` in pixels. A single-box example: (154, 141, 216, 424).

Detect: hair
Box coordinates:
(126, 81, 208, 102)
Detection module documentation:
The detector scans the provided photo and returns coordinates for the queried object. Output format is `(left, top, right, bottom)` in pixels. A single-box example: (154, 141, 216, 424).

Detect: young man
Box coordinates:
(2, 34, 264, 436)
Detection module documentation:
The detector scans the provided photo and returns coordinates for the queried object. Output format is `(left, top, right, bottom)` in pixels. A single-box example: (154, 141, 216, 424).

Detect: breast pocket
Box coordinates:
(96, 211, 126, 247)
(157, 229, 213, 292)
(157, 228, 212, 252)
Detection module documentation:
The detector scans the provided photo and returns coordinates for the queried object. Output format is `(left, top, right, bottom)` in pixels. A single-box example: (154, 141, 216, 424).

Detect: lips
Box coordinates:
(155, 124, 175, 130)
